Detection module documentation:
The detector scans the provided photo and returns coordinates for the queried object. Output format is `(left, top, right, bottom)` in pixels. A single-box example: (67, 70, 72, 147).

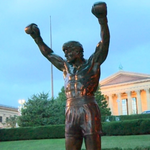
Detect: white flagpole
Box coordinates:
(50, 16, 54, 98)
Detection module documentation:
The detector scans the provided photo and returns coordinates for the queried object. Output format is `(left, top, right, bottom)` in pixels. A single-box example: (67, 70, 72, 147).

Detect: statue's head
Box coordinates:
(62, 41, 83, 52)
(62, 41, 84, 62)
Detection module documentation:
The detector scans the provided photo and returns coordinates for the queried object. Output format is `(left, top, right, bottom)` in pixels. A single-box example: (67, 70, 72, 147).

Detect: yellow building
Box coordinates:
(0, 104, 18, 128)
(100, 71, 150, 116)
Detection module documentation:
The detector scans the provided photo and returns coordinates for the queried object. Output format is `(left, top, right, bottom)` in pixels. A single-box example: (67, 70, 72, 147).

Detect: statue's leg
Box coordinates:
(65, 136, 83, 150)
(84, 134, 101, 150)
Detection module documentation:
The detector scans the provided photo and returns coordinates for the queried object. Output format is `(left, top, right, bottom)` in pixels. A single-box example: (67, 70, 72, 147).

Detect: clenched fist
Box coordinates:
(25, 23, 40, 39)
(91, 2, 107, 18)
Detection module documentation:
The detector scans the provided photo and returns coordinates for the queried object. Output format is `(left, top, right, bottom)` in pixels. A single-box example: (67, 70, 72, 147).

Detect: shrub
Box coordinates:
(101, 114, 150, 122)
(0, 119, 150, 141)
(0, 124, 65, 141)
(102, 119, 150, 136)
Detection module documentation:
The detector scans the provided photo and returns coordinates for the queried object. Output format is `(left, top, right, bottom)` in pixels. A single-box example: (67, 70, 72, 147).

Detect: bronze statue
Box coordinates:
(25, 2, 110, 150)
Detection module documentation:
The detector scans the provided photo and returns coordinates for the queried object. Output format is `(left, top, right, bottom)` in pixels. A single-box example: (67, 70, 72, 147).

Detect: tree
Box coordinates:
(18, 93, 53, 127)
(55, 86, 66, 102)
(54, 86, 66, 123)
(3, 115, 18, 128)
(18, 92, 65, 127)
(95, 86, 111, 116)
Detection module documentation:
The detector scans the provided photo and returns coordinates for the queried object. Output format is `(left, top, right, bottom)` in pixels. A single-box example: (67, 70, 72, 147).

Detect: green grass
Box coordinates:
(0, 135, 150, 150)
(101, 135, 150, 149)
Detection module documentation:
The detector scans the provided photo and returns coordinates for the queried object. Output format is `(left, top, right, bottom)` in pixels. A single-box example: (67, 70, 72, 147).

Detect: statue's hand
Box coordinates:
(91, 2, 107, 18)
(25, 23, 40, 39)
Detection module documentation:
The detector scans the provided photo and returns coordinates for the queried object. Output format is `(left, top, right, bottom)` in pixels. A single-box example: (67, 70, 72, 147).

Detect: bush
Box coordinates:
(101, 114, 150, 122)
(140, 119, 150, 134)
(0, 124, 65, 141)
(0, 119, 150, 141)
(102, 119, 150, 136)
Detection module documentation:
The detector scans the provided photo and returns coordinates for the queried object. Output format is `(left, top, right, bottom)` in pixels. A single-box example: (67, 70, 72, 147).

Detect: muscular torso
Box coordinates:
(44, 42, 108, 100)
(63, 59, 100, 99)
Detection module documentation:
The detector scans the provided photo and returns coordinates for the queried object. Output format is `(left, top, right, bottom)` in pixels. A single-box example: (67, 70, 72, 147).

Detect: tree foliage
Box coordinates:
(95, 86, 111, 116)
(18, 92, 65, 127)
(3, 115, 18, 128)
(55, 86, 66, 103)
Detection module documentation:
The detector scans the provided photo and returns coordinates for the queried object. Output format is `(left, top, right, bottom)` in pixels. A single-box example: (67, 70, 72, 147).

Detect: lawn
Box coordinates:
(0, 135, 150, 150)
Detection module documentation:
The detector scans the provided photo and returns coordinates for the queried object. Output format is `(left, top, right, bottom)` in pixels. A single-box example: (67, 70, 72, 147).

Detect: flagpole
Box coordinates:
(50, 16, 54, 98)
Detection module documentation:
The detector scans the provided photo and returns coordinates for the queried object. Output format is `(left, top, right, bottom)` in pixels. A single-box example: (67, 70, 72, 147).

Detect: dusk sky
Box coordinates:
(1, 0, 150, 108)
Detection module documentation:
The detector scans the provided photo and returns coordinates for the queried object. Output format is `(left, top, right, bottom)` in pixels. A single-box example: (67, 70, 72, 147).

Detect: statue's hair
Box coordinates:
(62, 41, 84, 52)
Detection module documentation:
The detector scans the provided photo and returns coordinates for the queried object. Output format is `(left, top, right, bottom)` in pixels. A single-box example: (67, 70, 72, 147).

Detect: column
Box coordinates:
(145, 89, 150, 110)
(104, 95, 109, 107)
(108, 94, 113, 115)
(117, 93, 122, 115)
(126, 91, 132, 115)
(136, 90, 142, 114)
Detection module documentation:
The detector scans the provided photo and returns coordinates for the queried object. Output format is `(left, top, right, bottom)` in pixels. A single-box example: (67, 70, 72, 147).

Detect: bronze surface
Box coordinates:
(25, 2, 110, 150)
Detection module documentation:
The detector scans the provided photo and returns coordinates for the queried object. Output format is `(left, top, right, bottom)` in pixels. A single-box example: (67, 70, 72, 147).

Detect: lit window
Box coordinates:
(132, 97, 137, 114)
(122, 99, 128, 115)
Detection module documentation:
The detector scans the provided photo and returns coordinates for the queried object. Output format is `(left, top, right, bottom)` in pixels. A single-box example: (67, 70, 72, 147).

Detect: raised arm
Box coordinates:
(91, 2, 110, 65)
(25, 24, 65, 71)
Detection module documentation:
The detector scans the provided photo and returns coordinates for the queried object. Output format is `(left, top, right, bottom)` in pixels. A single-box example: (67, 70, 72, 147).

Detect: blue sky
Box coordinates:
(0, 0, 150, 107)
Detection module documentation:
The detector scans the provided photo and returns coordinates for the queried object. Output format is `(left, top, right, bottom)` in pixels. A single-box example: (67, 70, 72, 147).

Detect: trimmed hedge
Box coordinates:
(102, 119, 150, 135)
(0, 124, 65, 141)
(101, 114, 150, 122)
(0, 119, 150, 141)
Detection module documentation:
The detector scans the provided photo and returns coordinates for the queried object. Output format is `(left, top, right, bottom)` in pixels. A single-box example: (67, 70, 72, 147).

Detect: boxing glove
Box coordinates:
(25, 23, 40, 39)
(91, 2, 107, 18)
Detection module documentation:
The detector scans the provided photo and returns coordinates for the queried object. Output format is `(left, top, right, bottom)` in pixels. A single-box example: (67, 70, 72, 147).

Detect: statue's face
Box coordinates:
(64, 47, 80, 63)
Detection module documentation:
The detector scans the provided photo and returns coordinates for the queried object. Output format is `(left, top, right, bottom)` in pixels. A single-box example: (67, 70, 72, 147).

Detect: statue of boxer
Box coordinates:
(25, 2, 110, 150)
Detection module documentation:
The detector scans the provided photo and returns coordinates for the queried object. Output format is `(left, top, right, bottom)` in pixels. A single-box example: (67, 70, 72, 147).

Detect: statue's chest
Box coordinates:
(63, 64, 99, 85)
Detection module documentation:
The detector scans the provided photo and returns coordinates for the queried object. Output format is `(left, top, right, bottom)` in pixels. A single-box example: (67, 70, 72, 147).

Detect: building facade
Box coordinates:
(0, 104, 18, 128)
(100, 71, 150, 116)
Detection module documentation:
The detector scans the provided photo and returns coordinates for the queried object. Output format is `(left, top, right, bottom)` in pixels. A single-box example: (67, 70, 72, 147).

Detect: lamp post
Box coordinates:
(18, 99, 26, 115)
